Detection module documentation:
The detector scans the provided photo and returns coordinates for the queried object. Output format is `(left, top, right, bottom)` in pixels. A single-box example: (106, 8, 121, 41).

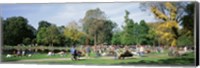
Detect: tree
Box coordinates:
(38, 20, 51, 30)
(3, 16, 36, 45)
(64, 21, 84, 45)
(82, 8, 116, 45)
(57, 26, 66, 46)
(177, 34, 193, 46)
(111, 30, 122, 45)
(23, 38, 31, 45)
(36, 20, 52, 45)
(178, 3, 195, 46)
(140, 2, 188, 23)
(137, 20, 150, 45)
(46, 25, 61, 46)
(147, 23, 161, 46)
(36, 21, 62, 46)
(145, 2, 180, 46)
(101, 20, 117, 44)
(120, 10, 151, 45)
(120, 10, 136, 45)
(36, 27, 48, 45)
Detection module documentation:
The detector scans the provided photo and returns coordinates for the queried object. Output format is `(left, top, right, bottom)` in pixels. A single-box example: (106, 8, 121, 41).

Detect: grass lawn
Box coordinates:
(1, 51, 195, 65)
(34, 52, 195, 65)
(1, 53, 71, 62)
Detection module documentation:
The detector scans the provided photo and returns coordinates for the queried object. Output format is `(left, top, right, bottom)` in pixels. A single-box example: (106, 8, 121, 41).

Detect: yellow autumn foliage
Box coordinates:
(64, 21, 84, 42)
(151, 2, 179, 46)
(151, 6, 168, 20)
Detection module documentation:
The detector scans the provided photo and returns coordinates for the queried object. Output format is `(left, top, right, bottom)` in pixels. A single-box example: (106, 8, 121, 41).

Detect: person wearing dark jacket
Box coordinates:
(70, 46, 78, 60)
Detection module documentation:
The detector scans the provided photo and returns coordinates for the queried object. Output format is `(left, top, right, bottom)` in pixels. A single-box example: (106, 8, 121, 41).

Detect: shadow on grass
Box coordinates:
(1, 57, 21, 62)
(116, 53, 195, 66)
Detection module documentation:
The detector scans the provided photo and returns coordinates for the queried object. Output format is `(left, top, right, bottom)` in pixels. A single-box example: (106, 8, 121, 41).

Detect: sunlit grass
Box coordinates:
(2, 51, 195, 65)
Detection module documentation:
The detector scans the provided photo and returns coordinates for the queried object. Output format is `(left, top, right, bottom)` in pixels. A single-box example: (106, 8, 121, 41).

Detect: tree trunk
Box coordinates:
(94, 34, 97, 46)
(86, 36, 89, 45)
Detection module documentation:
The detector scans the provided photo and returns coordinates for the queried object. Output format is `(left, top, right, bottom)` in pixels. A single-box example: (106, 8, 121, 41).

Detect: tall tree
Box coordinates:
(100, 20, 117, 44)
(121, 11, 150, 45)
(82, 8, 116, 45)
(45, 25, 61, 46)
(143, 2, 181, 46)
(111, 29, 122, 45)
(147, 23, 161, 46)
(36, 21, 61, 46)
(140, 2, 188, 23)
(121, 10, 136, 45)
(3, 16, 36, 45)
(36, 20, 52, 45)
(137, 20, 150, 45)
(38, 20, 51, 30)
(177, 3, 195, 46)
(64, 21, 84, 45)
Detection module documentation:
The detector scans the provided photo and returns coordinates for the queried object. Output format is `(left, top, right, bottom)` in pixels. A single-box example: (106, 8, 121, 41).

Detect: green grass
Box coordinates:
(2, 51, 195, 65)
(2, 53, 71, 62)
(50, 52, 193, 65)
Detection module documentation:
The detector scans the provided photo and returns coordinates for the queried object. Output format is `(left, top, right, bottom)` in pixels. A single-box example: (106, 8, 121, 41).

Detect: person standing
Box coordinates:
(136, 45, 140, 56)
(139, 45, 144, 57)
(85, 45, 91, 58)
(70, 46, 77, 60)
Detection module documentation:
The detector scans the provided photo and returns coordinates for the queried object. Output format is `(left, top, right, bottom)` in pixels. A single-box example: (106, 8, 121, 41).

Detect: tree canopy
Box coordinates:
(3, 16, 36, 45)
(2, 3, 195, 47)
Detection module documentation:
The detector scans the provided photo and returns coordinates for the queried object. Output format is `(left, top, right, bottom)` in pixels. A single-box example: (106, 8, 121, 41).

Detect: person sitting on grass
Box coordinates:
(94, 45, 101, 58)
(47, 51, 54, 56)
(57, 51, 65, 57)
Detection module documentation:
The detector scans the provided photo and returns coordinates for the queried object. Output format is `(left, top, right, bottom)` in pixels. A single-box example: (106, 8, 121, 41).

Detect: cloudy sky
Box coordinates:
(1, 3, 157, 29)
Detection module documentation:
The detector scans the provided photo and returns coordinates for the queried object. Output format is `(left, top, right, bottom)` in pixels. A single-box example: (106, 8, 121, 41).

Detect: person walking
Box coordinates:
(70, 46, 78, 60)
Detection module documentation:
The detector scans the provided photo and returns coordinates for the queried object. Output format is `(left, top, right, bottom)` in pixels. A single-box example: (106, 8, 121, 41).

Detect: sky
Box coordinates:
(0, 3, 158, 29)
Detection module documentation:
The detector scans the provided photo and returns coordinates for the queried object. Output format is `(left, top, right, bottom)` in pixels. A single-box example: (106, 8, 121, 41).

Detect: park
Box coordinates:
(1, 2, 195, 65)
(2, 45, 195, 65)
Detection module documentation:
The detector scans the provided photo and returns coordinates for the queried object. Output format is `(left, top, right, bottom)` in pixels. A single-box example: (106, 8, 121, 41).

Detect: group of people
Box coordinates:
(69, 45, 167, 60)
(6, 49, 33, 58)
(168, 46, 189, 56)
(70, 45, 91, 60)
(5, 44, 191, 61)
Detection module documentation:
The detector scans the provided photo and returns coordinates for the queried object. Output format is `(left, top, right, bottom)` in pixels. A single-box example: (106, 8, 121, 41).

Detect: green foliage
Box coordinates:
(120, 11, 150, 45)
(23, 38, 31, 45)
(177, 33, 193, 46)
(64, 21, 84, 45)
(3, 16, 36, 45)
(3, 3, 194, 47)
(146, 28, 158, 45)
(36, 22, 62, 46)
(82, 8, 116, 45)
(179, 3, 194, 46)
(120, 10, 135, 45)
(38, 20, 52, 30)
(111, 30, 122, 45)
